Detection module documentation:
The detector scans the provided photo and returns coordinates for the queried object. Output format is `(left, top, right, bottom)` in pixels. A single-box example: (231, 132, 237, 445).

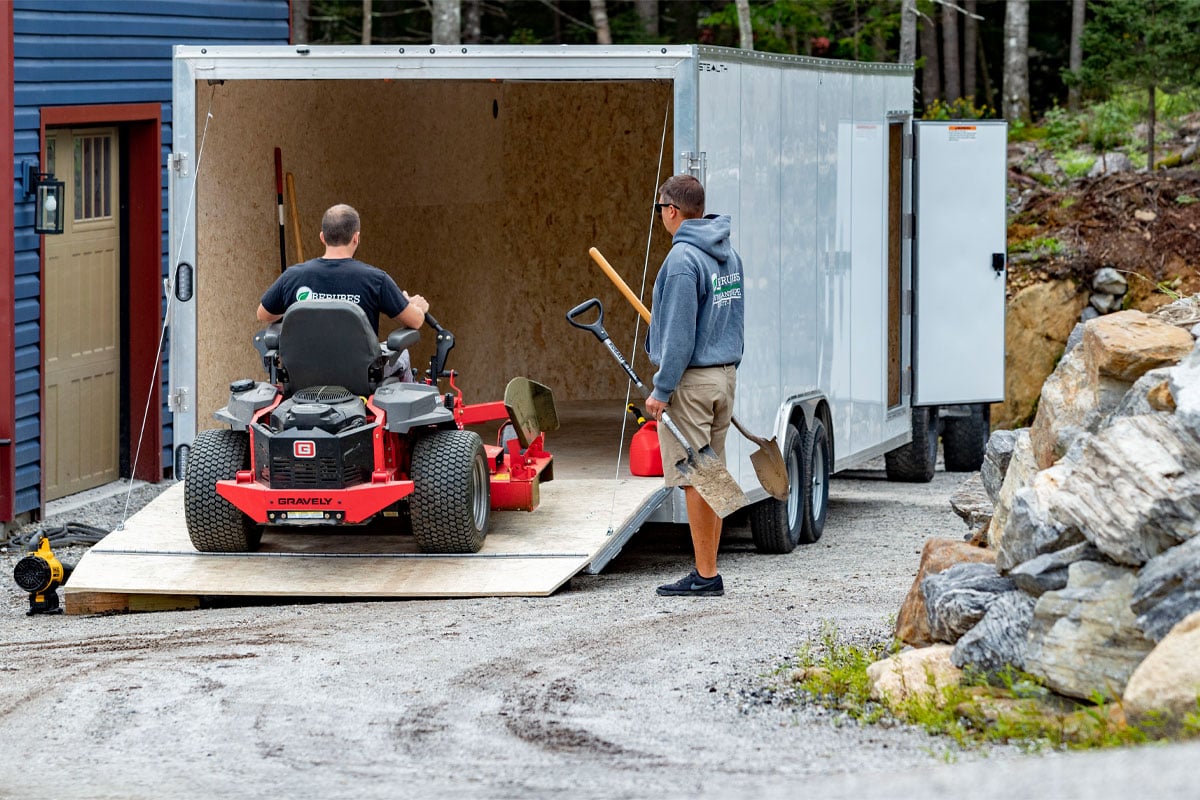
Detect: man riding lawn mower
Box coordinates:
(183, 299, 558, 554)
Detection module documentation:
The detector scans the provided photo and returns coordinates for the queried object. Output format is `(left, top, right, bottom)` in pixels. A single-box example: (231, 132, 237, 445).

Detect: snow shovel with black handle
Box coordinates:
(566, 298, 748, 518)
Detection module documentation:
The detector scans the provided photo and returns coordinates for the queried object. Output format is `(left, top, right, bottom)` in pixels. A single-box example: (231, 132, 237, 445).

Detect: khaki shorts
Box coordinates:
(656, 365, 736, 488)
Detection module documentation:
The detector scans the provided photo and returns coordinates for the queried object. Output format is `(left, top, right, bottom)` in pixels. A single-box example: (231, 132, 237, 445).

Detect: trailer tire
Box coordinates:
(410, 429, 490, 554)
(942, 404, 990, 472)
(750, 420, 827, 552)
(885, 406, 939, 483)
(184, 428, 263, 552)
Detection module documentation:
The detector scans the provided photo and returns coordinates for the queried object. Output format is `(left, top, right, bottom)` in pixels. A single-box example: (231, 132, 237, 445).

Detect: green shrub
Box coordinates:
(1059, 149, 1097, 179)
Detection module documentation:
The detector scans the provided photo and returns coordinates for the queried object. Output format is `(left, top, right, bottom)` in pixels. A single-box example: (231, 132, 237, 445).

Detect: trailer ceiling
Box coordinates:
(196, 78, 673, 422)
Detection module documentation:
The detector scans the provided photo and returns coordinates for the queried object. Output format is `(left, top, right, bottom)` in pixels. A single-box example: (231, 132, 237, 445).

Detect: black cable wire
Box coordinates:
(3, 523, 110, 552)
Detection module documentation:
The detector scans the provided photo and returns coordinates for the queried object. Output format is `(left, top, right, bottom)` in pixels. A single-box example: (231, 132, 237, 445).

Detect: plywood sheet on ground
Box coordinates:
(64, 474, 661, 612)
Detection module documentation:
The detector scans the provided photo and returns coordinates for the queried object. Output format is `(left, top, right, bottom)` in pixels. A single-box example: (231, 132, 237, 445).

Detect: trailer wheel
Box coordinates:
(184, 428, 263, 552)
(942, 404, 990, 472)
(410, 429, 490, 554)
(885, 406, 939, 483)
(750, 421, 826, 553)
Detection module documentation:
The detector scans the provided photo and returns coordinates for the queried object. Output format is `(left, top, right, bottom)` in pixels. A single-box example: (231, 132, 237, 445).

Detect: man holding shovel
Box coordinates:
(645, 175, 745, 597)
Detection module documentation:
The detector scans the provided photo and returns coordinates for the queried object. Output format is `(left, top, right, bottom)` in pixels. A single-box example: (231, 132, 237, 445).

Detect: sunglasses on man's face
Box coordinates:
(654, 202, 678, 213)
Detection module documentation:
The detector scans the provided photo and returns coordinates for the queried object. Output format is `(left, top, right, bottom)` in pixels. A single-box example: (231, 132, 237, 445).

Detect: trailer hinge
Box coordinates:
(903, 132, 913, 160)
(680, 151, 707, 186)
(169, 152, 189, 177)
(168, 387, 191, 413)
(903, 288, 914, 315)
(903, 368, 912, 398)
(902, 212, 914, 240)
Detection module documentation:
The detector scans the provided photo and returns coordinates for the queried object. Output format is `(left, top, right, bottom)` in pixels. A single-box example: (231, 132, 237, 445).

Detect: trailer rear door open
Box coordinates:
(912, 120, 1007, 406)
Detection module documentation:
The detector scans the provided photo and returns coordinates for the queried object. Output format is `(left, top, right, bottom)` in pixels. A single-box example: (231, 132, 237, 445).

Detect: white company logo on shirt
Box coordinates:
(295, 286, 361, 304)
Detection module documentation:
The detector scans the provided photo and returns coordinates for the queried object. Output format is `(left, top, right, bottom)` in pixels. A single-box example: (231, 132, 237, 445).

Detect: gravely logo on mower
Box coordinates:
(293, 441, 316, 458)
(277, 498, 334, 506)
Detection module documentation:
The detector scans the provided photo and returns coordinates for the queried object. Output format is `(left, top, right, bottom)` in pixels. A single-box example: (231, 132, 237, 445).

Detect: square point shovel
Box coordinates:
(567, 298, 748, 518)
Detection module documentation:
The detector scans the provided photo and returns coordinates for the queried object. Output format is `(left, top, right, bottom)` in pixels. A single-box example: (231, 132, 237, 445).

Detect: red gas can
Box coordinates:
(629, 421, 664, 477)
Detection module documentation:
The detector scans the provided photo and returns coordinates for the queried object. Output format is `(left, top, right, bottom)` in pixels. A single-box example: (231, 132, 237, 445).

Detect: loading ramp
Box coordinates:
(63, 401, 671, 614)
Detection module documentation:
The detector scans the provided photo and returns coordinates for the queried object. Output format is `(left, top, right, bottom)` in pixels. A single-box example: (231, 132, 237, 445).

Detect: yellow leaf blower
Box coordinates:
(13, 537, 74, 615)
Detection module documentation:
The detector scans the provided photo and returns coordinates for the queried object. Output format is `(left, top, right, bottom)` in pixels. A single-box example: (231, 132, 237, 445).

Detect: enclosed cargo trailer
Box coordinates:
(165, 44, 1005, 563)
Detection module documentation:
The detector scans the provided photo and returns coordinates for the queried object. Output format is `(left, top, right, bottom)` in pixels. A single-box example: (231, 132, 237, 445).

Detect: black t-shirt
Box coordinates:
(260, 258, 409, 334)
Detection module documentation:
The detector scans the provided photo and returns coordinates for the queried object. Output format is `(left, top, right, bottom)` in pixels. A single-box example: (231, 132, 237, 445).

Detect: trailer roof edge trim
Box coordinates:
(173, 43, 912, 79)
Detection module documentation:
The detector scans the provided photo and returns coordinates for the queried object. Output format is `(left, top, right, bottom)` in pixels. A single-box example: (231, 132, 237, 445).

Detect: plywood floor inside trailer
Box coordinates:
(64, 400, 665, 614)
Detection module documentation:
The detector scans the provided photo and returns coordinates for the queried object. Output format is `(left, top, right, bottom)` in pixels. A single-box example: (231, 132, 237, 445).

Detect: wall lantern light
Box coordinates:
(27, 165, 65, 235)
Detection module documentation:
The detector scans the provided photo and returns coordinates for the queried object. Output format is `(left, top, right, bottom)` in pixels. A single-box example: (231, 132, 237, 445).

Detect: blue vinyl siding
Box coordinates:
(9, 0, 289, 516)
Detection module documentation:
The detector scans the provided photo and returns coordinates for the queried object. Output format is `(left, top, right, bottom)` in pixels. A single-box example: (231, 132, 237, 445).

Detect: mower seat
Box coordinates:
(278, 299, 382, 397)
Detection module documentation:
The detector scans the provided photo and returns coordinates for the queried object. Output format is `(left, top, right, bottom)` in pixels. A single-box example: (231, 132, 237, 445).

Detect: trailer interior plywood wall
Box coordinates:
(195, 78, 674, 424)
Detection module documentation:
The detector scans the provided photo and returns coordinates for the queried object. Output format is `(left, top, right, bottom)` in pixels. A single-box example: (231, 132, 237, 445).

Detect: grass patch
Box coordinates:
(777, 626, 1200, 752)
(1057, 150, 1097, 179)
(1010, 236, 1064, 261)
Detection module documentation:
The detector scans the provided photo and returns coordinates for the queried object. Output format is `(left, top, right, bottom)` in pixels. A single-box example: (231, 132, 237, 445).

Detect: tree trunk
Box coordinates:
(1148, 83, 1157, 170)
(899, 0, 917, 64)
(291, 0, 309, 44)
(736, 0, 753, 50)
(919, 9, 941, 108)
(463, 0, 482, 44)
(942, 1, 961, 103)
(1002, 0, 1030, 122)
(963, 0, 977, 102)
(362, 0, 371, 44)
(591, 0, 612, 45)
(635, 0, 658, 38)
(675, 0, 698, 43)
(432, 0, 461, 44)
(1068, 0, 1086, 112)
(976, 16, 995, 110)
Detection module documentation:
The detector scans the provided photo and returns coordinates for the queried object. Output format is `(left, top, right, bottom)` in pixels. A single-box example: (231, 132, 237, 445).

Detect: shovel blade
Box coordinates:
(675, 445, 749, 519)
(750, 438, 790, 501)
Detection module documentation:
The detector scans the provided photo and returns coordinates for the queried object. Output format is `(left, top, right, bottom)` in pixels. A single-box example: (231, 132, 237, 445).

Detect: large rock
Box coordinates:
(895, 539, 996, 647)
(1029, 344, 1101, 470)
(986, 430, 1039, 552)
(1082, 309, 1195, 384)
(922, 562, 1016, 644)
(1053, 414, 1200, 566)
(980, 428, 1019, 504)
(992, 279, 1088, 430)
(1103, 367, 1176, 422)
(996, 462, 1085, 573)
(949, 472, 992, 530)
(1008, 541, 1105, 596)
(951, 591, 1037, 676)
(1170, 338, 1200, 429)
(1024, 561, 1155, 701)
(1132, 535, 1200, 642)
(866, 644, 962, 710)
(1123, 610, 1200, 727)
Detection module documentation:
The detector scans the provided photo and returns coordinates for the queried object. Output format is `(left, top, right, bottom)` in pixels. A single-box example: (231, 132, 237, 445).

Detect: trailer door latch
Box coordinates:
(169, 152, 190, 177)
(168, 387, 191, 413)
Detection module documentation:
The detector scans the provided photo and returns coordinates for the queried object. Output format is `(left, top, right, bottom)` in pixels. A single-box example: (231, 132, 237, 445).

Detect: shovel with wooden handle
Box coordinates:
(587, 247, 790, 501)
(566, 298, 748, 518)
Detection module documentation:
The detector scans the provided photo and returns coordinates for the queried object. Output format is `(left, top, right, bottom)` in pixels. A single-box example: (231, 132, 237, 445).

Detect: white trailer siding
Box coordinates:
(695, 52, 913, 480)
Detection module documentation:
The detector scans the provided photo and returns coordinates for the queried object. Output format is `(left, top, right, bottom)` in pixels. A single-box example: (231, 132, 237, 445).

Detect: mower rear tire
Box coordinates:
(410, 429, 490, 554)
(184, 428, 263, 552)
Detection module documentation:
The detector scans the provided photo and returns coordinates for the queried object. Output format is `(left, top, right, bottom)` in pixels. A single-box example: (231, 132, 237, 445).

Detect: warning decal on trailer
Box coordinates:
(948, 125, 978, 142)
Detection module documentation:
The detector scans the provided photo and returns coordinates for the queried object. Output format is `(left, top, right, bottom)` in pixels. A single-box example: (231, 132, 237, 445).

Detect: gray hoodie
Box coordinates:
(646, 214, 745, 403)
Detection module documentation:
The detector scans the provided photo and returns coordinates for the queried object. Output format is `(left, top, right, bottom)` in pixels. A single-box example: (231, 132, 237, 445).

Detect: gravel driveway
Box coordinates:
(2, 469, 1198, 799)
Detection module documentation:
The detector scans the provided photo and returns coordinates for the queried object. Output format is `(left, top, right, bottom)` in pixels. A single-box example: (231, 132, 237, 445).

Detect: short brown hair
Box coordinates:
(322, 204, 360, 246)
(658, 174, 704, 218)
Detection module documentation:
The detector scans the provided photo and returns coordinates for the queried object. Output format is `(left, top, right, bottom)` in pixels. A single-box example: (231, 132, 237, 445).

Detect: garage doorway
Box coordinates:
(43, 126, 121, 499)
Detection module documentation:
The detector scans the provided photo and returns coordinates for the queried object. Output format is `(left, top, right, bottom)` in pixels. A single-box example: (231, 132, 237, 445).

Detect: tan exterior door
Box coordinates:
(43, 127, 121, 500)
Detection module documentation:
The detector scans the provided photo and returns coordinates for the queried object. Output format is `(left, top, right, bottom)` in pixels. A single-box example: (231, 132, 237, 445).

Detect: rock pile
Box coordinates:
(880, 296, 1200, 730)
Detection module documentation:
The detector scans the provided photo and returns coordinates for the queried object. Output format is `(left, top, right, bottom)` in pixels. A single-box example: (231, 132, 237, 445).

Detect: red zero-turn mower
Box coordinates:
(184, 299, 558, 554)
